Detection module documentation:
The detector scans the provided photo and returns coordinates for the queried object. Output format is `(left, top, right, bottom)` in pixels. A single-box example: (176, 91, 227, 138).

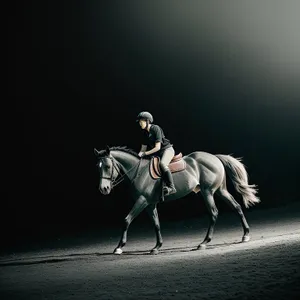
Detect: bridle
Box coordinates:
(97, 155, 143, 189)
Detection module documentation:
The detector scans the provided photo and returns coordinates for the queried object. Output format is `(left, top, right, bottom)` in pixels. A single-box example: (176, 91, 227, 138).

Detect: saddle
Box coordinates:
(149, 152, 186, 180)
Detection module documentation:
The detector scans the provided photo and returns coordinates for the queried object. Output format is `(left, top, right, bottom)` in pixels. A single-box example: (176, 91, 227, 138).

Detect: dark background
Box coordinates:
(10, 1, 300, 247)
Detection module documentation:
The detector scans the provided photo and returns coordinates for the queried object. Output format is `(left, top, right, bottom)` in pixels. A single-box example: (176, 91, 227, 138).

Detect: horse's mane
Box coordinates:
(98, 146, 147, 159)
(111, 146, 140, 158)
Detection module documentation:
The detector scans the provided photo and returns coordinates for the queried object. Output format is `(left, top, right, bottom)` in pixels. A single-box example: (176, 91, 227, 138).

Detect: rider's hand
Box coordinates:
(139, 152, 146, 158)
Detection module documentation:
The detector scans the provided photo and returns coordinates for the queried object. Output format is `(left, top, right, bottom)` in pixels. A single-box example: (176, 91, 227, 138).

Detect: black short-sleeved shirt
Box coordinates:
(142, 124, 173, 155)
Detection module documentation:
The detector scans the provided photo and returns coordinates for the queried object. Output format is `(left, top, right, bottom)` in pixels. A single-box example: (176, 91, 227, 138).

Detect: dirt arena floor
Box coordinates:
(1, 202, 299, 300)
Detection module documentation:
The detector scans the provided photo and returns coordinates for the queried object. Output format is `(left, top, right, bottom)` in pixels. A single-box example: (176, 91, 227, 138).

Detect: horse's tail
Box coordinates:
(216, 154, 260, 208)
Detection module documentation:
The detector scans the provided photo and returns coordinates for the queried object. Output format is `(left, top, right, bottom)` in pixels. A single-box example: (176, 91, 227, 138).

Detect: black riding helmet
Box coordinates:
(136, 111, 153, 123)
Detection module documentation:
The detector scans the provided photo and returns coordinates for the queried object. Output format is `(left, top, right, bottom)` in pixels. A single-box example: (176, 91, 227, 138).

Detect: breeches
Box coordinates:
(159, 147, 175, 172)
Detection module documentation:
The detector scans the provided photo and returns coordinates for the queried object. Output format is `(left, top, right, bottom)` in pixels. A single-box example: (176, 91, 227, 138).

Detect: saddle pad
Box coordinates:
(150, 156, 186, 180)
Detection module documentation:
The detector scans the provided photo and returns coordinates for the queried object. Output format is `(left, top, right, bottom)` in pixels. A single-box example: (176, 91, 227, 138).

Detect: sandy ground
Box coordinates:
(1, 203, 300, 300)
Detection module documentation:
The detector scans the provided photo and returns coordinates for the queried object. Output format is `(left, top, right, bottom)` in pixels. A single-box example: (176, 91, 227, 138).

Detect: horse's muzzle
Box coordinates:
(99, 185, 111, 195)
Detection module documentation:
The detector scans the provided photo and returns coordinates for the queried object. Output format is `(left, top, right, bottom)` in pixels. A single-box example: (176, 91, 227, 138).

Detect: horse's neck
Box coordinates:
(112, 150, 140, 178)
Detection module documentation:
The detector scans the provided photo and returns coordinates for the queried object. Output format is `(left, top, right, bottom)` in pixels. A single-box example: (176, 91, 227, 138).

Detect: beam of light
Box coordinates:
(101, 1, 300, 106)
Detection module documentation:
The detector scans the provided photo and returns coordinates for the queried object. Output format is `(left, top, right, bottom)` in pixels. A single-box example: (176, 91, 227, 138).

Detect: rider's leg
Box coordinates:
(160, 147, 177, 196)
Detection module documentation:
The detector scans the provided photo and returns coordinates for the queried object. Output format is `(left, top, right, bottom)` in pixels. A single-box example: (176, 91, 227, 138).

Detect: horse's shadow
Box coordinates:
(0, 252, 111, 267)
(0, 240, 244, 266)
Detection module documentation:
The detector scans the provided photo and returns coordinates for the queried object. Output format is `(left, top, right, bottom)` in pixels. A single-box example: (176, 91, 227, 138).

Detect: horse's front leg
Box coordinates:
(146, 203, 163, 255)
(114, 196, 148, 255)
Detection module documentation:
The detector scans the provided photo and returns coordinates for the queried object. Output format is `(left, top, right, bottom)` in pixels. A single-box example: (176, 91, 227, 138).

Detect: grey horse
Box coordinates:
(94, 145, 260, 255)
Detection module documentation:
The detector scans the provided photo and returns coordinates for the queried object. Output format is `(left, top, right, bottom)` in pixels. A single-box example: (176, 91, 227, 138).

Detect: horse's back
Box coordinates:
(184, 151, 224, 173)
(185, 151, 220, 161)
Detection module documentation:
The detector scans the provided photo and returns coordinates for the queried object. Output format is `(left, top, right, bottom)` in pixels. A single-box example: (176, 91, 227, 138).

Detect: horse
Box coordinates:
(94, 145, 260, 255)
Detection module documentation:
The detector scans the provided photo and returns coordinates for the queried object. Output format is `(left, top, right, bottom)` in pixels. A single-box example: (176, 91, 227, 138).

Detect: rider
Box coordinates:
(136, 111, 177, 196)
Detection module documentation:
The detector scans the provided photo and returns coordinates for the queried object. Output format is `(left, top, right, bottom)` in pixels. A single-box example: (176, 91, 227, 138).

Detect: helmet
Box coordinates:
(136, 111, 153, 123)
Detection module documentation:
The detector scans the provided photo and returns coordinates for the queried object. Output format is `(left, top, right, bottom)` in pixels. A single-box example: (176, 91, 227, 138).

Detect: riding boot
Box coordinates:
(162, 168, 177, 196)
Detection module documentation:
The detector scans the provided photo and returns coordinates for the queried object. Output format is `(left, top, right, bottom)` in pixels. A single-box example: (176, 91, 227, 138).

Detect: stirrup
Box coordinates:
(163, 186, 177, 196)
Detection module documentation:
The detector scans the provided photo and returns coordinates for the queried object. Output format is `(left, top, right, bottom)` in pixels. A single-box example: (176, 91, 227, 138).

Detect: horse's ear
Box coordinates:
(106, 145, 110, 155)
(94, 148, 100, 156)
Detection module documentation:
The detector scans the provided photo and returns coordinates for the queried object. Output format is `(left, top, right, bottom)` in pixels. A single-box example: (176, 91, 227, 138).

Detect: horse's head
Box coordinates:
(94, 146, 119, 195)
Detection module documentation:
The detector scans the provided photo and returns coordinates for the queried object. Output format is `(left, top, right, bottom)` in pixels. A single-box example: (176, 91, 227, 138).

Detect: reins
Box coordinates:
(98, 156, 144, 188)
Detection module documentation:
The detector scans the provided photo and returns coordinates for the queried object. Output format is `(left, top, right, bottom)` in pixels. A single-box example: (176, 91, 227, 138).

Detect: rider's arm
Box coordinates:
(145, 125, 162, 155)
(145, 142, 161, 155)
(138, 144, 147, 156)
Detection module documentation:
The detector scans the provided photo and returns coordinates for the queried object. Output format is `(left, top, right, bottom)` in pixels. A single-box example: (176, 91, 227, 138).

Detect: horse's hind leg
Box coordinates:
(198, 189, 218, 250)
(217, 187, 250, 242)
(146, 204, 163, 255)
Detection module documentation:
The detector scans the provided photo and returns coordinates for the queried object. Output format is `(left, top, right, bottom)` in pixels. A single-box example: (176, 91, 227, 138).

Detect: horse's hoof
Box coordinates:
(150, 248, 159, 255)
(114, 248, 123, 255)
(242, 235, 250, 242)
(197, 244, 207, 250)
